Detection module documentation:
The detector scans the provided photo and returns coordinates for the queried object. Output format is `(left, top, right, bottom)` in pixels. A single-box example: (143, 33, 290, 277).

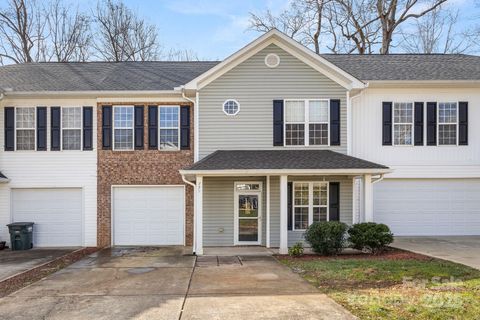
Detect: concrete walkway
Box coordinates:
(393, 236, 480, 270)
(0, 247, 355, 320)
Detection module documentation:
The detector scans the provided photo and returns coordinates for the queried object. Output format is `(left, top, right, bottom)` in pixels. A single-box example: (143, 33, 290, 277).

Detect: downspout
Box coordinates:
(181, 174, 197, 254)
(372, 174, 384, 184)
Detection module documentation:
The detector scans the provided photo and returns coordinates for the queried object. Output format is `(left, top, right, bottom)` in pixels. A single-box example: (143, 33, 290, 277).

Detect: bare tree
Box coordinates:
(400, 6, 475, 54)
(45, 0, 91, 62)
(162, 48, 199, 61)
(93, 0, 160, 61)
(375, 0, 447, 54)
(0, 0, 47, 63)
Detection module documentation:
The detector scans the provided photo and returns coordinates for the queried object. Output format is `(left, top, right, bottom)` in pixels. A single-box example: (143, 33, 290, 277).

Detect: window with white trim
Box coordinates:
(62, 107, 82, 150)
(113, 106, 134, 150)
(293, 182, 329, 230)
(393, 102, 413, 146)
(159, 105, 179, 150)
(285, 99, 329, 146)
(15, 107, 35, 150)
(223, 99, 239, 115)
(438, 102, 457, 145)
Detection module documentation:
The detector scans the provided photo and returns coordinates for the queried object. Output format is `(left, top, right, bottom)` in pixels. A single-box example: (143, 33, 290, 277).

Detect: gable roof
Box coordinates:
(321, 54, 480, 81)
(0, 61, 218, 92)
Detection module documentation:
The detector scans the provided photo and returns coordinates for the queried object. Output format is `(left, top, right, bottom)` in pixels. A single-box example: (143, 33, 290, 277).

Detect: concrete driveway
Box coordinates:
(393, 236, 480, 270)
(0, 247, 355, 320)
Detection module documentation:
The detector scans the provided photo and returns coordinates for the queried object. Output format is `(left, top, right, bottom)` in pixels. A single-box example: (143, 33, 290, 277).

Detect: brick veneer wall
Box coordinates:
(97, 102, 194, 247)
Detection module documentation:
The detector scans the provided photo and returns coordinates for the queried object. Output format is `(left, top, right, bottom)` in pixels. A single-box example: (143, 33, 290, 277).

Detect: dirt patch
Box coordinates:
(0, 247, 98, 298)
(277, 247, 432, 262)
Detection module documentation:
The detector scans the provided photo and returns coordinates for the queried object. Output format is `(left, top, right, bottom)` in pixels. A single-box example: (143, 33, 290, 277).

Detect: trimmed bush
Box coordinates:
(304, 221, 348, 255)
(348, 222, 394, 254)
(288, 242, 304, 257)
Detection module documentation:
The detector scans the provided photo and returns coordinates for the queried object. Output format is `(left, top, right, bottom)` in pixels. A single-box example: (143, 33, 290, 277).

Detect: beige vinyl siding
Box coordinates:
(198, 44, 348, 159)
(203, 176, 266, 247)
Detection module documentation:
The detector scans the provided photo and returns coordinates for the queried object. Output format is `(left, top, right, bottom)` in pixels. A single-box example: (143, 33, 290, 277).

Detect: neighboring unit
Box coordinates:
(1, 30, 478, 253)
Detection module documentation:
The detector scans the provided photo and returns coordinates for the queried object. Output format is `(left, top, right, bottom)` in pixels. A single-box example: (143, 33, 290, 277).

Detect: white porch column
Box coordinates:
(195, 176, 204, 255)
(352, 177, 358, 224)
(363, 174, 373, 222)
(279, 175, 288, 254)
(266, 175, 271, 248)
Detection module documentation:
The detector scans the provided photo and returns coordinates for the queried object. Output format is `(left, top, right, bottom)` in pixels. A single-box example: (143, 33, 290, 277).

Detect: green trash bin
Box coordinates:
(7, 222, 34, 251)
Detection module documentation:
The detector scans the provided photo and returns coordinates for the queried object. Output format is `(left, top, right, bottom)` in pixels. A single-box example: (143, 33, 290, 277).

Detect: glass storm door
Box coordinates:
(235, 183, 262, 245)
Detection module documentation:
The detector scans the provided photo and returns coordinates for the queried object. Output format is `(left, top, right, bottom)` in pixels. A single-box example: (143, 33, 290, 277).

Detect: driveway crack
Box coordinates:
(178, 255, 197, 320)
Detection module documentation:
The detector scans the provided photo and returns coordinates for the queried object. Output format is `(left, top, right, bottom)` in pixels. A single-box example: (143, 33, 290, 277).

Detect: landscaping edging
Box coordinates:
(0, 247, 98, 298)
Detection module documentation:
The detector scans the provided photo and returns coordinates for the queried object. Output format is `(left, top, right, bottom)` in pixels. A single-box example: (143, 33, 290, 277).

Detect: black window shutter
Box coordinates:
(459, 102, 468, 145)
(4, 107, 15, 151)
(273, 100, 284, 146)
(102, 105, 112, 150)
(36, 107, 47, 151)
(414, 102, 424, 146)
(382, 102, 392, 145)
(83, 106, 93, 151)
(330, 99, 341, 145)
(287, 182, 293, 230)
(148, 105, 158, 149)
(329, 182, 340, 221)
(426, 102, 437, 146)
(134, 105, 144, 150)
(180, 105, 190, 150)
(51, 107, 61, 151)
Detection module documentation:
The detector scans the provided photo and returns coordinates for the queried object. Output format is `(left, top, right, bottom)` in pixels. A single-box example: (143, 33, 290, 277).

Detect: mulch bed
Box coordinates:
(0, 247, 98, 298)
(276, 247, 432, 262)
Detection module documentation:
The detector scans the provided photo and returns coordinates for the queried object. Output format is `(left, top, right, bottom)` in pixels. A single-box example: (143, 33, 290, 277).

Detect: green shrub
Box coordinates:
(304, 221, 348, 256)
(348, 222, 394, 254)
(288, 242, 304, 257)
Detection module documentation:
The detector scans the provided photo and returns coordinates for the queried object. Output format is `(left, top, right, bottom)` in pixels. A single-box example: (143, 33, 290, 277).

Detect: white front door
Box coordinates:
(234, 182, 262, 245)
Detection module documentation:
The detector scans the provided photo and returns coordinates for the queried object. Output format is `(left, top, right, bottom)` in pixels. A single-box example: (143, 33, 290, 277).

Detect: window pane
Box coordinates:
(238, 195, 258, 218)
(160, 129, 179, 149)
(239, 219, 258, 242)
(62, 107, 81, 128)
(309, 100, 328, 122)
(114, 129, 133, 150)
(439, 103, 457, 123)
(393, 102, 413, 123)
(294, 183, 309, 206)
(114, 106, 133, 128)
(160, 107, 179, 128)
(62, 129, 81, 150)
(285, 100, 305, 122)
(438, 124, 456, 145)
(236, 184, 260, 191)
(285, 124, 305, 146)
(294, 207, 309, 230)
(393, 124, 413, 145)
(309, 124, 328, 145)
(223, 100, 239, 115)
(313, 207, 328, 223)
(16, 107, 35, 129)
(313, 183, 328, 206)
(16, 130, 35, 150)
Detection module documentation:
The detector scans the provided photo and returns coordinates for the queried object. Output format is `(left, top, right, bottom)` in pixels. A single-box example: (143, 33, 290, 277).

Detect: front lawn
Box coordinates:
(278, 250, 480, 320)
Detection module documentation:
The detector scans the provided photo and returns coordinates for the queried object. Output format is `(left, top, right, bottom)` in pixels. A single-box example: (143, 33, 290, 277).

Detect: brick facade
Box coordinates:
(97, 102, 194, 247)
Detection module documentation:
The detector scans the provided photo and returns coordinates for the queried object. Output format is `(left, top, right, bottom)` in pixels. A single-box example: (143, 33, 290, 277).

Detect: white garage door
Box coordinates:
(374, 179, 480, 236)
(12, 188, 83, 247)
(113, 186, 185, 246)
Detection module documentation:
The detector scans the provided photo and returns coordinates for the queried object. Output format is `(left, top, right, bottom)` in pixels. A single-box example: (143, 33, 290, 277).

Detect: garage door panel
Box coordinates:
(12, 189, 83, 247)
(374, 179, 480, 236)
(113, 187, 184, 246)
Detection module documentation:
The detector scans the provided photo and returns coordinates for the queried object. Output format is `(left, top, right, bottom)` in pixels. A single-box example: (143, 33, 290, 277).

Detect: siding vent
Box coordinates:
(265, 53, 280, 68)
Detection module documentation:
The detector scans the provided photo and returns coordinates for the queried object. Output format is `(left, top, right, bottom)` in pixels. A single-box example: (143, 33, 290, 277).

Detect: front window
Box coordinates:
(393, 102, 413, 146)
(159, 106, 179, 150)
(15, 107, 35, 150)
(438, 102, 457, 145)
(285, 99, 329, 146)
(62, 107, 82, 150)
(293, 182, 329, 230)
(113, 106, 134, 150)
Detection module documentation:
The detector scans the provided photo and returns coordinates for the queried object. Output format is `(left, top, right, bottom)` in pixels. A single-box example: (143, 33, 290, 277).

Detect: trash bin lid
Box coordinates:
(7, 222, 34, 227)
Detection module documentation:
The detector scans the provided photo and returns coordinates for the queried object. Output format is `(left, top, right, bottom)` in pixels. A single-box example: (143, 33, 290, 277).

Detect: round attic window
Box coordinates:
(223, 99, 240, 116)
(265, 53, 280, 68)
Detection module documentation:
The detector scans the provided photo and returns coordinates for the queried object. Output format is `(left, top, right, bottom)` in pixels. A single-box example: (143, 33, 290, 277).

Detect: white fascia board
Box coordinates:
(179, 168, 392, 176)
(367, 80, 480, 88)
(184, 29, 365, 91)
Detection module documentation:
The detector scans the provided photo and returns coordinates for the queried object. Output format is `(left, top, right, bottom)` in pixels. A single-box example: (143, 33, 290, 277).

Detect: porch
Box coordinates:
(180, 150, 391, 255)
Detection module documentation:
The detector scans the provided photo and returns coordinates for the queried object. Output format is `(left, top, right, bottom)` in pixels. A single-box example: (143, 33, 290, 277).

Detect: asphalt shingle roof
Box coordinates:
(185, 150, 388, 171)
(0, 61, 219, 92)
(320, 54, 480, 81)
